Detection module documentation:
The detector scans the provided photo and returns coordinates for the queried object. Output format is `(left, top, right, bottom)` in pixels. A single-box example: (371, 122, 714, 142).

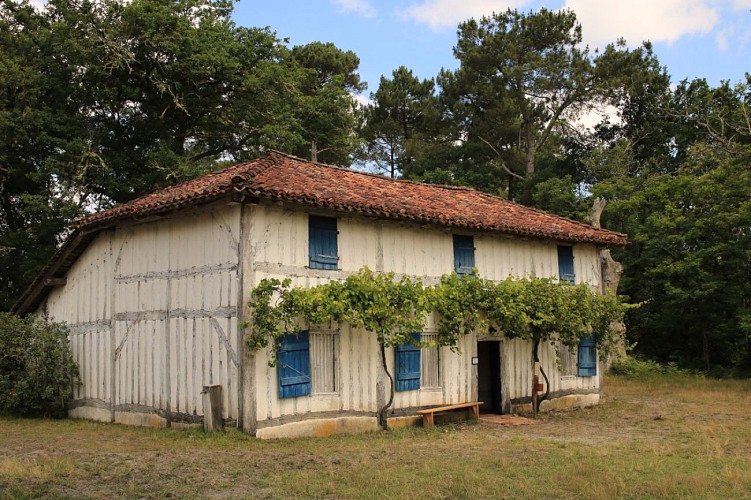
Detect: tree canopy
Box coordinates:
(2, 3, 749, 374)
(0, 0, 362, 309)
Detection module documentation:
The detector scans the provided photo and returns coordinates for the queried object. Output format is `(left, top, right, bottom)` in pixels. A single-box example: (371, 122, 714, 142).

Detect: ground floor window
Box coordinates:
(396, 332, 440, 391)
(559, 341, 577, 377)
(277, 331, 311, 399)
(577, 335, 597, 377)
(310, 330, 338, 394)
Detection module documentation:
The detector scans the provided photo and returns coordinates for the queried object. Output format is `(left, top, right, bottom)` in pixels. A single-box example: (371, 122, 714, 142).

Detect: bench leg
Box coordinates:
(423, 413, 434, 428)
(469, 405, 479, 420)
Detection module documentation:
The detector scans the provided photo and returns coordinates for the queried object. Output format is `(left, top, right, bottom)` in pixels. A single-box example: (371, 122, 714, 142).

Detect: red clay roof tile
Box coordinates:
(76, 150, 627, 246)
(12, 150, 627, 315)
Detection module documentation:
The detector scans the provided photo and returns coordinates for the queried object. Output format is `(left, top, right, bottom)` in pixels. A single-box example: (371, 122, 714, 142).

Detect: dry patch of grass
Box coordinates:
(1, 374, 750, 498)
(0, 457, 75, 481)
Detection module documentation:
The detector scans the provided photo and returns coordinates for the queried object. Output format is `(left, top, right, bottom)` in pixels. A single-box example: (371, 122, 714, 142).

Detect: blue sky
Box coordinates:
(235, 0, 751, 97)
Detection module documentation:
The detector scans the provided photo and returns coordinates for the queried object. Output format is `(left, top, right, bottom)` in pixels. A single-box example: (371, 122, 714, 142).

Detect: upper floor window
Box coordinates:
(557, 245, 575, 284)
(453, 235, 475, 276)
(309, 215, 338, 270)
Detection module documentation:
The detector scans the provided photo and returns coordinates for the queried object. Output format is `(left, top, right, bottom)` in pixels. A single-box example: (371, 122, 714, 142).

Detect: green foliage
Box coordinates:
(339, 268, 430, 347)
(482, 277, 623, 358)
(357, 66, 439, 178)
(609, 357, 704, 379)
(247, 268, 431, 362)
(0, 0, 363, 310)
(290, 41, 364, 165)
(412, 7, 660, 201)
(531, 175, 585, 221)
(598, 144, 751, 372)
(0, 313, 79, 417)
(247, 267, 626, 362)
(430, 272, 487, 350)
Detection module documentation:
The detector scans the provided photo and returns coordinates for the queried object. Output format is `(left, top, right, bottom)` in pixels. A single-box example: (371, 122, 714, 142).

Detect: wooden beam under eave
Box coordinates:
(44, 277, 67, 287)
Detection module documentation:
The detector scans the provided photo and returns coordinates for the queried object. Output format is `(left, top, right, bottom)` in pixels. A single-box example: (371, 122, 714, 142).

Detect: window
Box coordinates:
(395, 333, 421, 392)
(453, 235, 475, 275)
(309, 216, 338, 270)
(310, 330, 338, 394)
(277, 331, 311, 398)
(395, 333, 440, 391)
(557, 245, 575, 284)
(421, 332, 440, 388)
(559, 341, 576, 377)
(577, 335, 597, 377)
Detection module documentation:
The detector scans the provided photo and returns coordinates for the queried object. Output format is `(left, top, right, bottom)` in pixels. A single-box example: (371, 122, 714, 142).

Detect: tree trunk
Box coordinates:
(702, 331, 710, 372)
(310, 140, 318, 162)
(589, 198, 627, 370)
(377, 343, 395, 430)
(525, 128, 536, 176)
(531, 338, 540, 417)
(586, 197, 608, 229)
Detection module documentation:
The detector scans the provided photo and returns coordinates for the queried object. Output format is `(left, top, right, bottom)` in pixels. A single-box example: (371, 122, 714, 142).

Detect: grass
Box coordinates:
(1, 373, 751, 499)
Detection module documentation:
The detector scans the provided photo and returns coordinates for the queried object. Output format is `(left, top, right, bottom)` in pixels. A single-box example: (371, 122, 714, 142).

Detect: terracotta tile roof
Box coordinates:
(77, 150, 627, 245)
(13, 150, 626, 315)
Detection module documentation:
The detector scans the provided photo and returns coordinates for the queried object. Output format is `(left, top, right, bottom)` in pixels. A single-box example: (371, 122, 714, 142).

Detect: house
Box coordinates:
(13, 151, 627, 438)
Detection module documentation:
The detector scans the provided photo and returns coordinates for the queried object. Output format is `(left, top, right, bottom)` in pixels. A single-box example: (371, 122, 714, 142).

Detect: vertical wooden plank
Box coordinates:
(183, 317, 192, 415)
(175, 315, 182, 413)
(95, 328, 102, 401)
(82, 332, 89, 400)
(219, 319, 229, 419)
(125, 324, 132, 405)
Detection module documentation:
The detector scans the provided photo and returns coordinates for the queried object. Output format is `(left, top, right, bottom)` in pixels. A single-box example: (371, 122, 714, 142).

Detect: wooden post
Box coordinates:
(202, 385, 223, 432)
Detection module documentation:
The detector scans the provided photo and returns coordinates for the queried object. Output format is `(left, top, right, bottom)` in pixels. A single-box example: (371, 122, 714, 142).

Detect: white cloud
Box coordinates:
(574, 104, 621, 131)
(399, 0, 529, 30)
(352, 92, 372, 108)
(564, 0, 718, 47)
(716, 29, 730, 52)
(28, 0, 47, 10)
(332, 0, 377, 18)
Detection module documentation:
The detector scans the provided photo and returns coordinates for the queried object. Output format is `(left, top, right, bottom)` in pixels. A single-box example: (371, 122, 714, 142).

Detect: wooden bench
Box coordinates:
(416, 402, 484, 428)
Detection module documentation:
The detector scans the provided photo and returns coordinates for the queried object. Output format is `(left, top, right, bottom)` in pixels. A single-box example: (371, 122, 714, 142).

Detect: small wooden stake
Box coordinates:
(202, 385, 223, 432)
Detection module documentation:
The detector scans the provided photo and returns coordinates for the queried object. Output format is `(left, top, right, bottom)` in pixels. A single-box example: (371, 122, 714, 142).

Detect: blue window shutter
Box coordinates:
(557, 245, 575, 284)
(578, 335, 597, 377)
(395, 332, 421, 392)
(277, 331, 311, 398)
(453, 235, 475, 276)
(309, 216, 338, 270)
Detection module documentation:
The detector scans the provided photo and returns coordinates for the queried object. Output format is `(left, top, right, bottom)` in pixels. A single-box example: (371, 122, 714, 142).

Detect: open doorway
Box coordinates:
(477, 340, 502, 414)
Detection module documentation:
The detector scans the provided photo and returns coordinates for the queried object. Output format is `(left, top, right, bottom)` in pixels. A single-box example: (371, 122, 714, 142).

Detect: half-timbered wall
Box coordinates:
(45, 234, 115, 411)
(42, 201, 242, 426)
(246, 203, 602, 432)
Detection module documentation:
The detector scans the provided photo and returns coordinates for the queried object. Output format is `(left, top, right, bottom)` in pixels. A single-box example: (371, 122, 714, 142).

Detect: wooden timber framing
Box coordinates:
(40, 202, 244, 429)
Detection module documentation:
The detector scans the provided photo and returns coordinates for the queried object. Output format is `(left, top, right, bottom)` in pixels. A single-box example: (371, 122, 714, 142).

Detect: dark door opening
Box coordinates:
(477, 340, 502, 414)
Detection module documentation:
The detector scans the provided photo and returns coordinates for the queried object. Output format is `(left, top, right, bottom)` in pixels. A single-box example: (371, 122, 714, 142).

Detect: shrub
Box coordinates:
(0, 313, 79, 417)
(610, 357, 703, 378)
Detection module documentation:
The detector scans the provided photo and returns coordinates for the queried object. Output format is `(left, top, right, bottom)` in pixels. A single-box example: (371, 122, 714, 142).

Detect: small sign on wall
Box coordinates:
(471, 356, 479, 365)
